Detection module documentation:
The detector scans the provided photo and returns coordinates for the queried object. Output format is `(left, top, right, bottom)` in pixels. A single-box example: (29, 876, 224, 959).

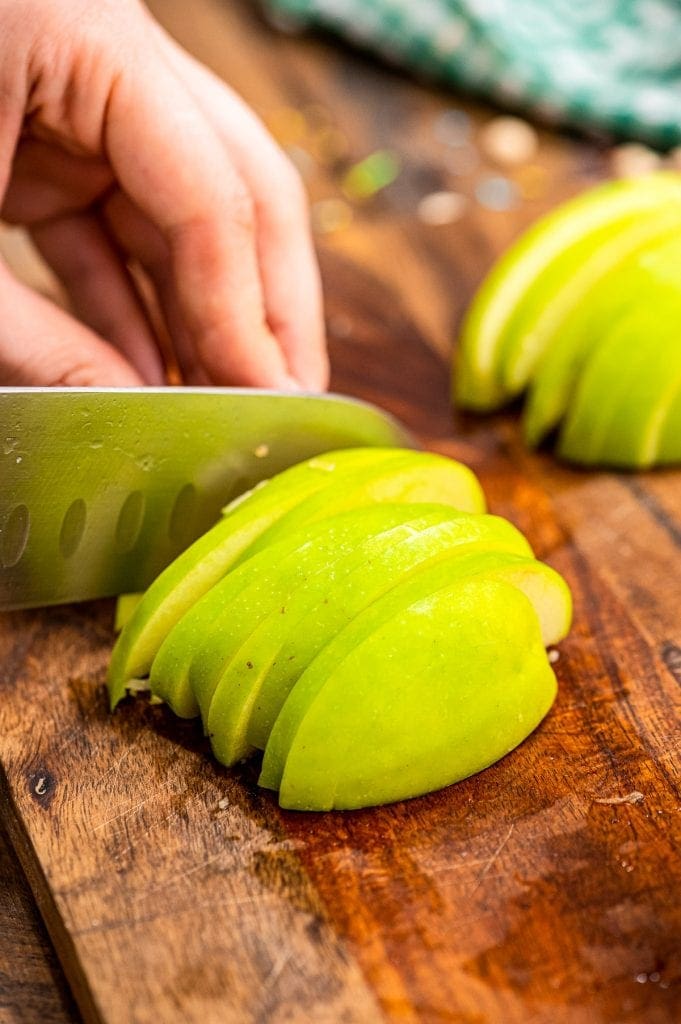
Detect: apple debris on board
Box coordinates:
(108, 448, 571, 811)
(454, 171, 681, 468)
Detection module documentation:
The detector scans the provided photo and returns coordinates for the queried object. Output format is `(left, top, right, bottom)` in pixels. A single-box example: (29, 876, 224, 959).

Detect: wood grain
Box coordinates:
(0, 824, 81, 1024)
(1, 1, 680, 1022)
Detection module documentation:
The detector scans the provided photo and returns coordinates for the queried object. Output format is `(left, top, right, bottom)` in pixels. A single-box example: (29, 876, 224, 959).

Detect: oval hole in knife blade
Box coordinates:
(59, 499, 87, 559)
(168, 483, 198, 548)
(115, 491, 146, 553)
(1, 504, 30, 568)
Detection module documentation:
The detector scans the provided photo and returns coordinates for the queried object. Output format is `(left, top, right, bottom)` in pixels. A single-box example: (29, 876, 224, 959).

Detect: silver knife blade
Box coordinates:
(0, 387, 414, 609)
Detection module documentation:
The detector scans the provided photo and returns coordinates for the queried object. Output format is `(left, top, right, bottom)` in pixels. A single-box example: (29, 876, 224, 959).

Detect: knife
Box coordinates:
(0, 387, 413, 610)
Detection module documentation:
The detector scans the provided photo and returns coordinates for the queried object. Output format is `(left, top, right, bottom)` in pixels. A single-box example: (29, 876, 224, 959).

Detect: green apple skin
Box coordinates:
(657, 377, 681, 464)
(244, 551, 567, 756)
(150, 504, 457, 719)
(498, 209, 681, 400)
(246, 522, 547, 753)
(558, 303, 681, 467)
(524, 231, 681, 448)
(108, 448, 411, 709)
(147, 443, 488, 719)
(274, 577, 556, 811)
(114, 593, 143, 633)
(204, 517, 537, 767)
(523, 268, 641, 450)
(240, 451, 485, 560)
(260, 553, 570, 794)
(454, 172, 681, 412)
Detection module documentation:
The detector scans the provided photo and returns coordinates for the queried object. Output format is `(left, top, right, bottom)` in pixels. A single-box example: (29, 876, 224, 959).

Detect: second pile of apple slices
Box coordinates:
(109, 447, 571, 811)
(454, 172, 681, 468)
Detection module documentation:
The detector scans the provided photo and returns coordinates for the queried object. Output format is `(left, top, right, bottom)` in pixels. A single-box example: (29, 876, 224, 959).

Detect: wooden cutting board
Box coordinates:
(1, 2, 680, 1021)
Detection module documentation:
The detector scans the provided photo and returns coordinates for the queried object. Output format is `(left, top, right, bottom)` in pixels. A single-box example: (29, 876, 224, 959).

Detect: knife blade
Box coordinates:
(0, 387, 414, 610)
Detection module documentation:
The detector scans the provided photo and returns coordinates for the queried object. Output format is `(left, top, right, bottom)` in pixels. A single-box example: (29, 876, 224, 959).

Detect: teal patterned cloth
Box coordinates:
(264, 0, 681, 148)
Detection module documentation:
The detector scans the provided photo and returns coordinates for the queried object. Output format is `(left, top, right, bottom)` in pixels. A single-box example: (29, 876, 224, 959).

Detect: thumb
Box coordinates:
(0, 260, 144, 386)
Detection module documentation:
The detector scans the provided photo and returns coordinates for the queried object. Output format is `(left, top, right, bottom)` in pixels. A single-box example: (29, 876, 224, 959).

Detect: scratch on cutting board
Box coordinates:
(91, 776, 183, 832)
(471, 823, 515, 895)
(133, 849, 229, 900)
(593, 791, 645, 806)
(92, 793, 159, 832)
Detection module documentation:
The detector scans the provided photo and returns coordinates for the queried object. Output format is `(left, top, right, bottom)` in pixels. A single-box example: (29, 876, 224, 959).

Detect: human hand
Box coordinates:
(0, 0, 328, 390)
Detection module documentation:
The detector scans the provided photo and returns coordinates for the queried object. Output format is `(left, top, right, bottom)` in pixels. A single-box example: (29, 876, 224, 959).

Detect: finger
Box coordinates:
(31, 210, 165, 384)
(0, 71, 25, 202)
(2, 138, 113, 224)
(101, 188, 206, 384)
(0, 258, 144, 387)
(104, 41, 299, 390)
(155, 29, 329, 391)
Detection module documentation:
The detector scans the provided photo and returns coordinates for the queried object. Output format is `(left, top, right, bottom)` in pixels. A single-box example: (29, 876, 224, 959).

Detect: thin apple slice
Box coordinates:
(454, 172, 681, 412)
(558, 302, 681, 467)
(524, 231, 681, 447)
(274, 576, 557, 811)
(203, 516, 536, 767)
(150, 504, 454, 719)
(107, 448, 408, 707)
(239, 450, 485, 559)
(498, 209, 681, 399)
(114, 593, 143, 633)
(260, 553, 570, 795)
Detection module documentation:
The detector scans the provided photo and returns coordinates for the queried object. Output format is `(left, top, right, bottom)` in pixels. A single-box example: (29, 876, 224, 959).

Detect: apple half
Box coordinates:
(110, 449, 571, 811)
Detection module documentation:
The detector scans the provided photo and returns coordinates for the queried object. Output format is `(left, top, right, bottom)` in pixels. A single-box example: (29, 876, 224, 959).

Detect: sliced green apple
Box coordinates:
(240, 450, 485, 559)
(108, 448, 408, 708)
(455, 172, 681, 412)
(273, 576, 557, 811)
(150, 503, 454, 719)
(558, 303, 681, 467)
(497, 209, 681, 398)
(203, 515, 536, 767)
(260, 552, 570, 796)
(524, 231, 681, 447)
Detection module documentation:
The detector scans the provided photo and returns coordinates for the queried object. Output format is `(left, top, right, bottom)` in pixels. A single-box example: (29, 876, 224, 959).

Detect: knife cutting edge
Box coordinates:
(0, 387, 414, 610)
